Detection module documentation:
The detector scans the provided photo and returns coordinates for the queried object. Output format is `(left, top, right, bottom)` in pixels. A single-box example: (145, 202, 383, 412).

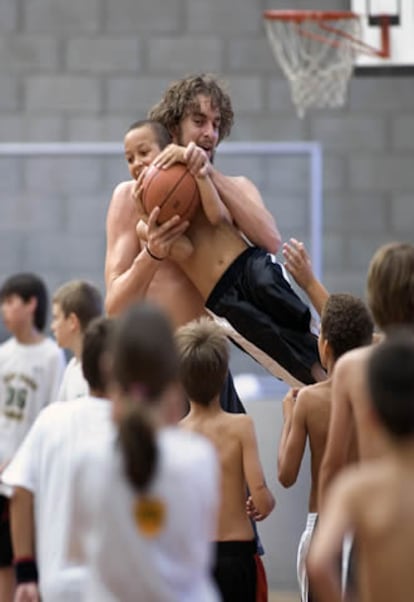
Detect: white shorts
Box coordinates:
(297, 513, 318, 602)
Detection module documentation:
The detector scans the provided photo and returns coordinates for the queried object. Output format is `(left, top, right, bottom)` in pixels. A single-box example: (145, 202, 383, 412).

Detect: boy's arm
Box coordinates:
(10, 487, 40, 602)
(104, 182, 189, 316)
(282, 238, 329, 316)
(318, 355, 354, 508)
(240, 416, 275, 519)
(278, 387, 308, 487)
(307, 470, 356, 602)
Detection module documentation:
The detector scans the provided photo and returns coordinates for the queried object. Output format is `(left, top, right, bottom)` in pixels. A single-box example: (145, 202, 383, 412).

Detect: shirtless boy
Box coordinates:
(307, 332, 414, 602)
(277, 294, 373, 601)
(318, 242, 414, 505)
(177, 318, 275, 602)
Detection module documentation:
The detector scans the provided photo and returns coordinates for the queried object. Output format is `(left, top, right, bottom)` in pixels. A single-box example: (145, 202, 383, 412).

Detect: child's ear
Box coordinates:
(28, 295, 37, 313)
(318, 337, 330, 369)
(68, 312, 80, 332)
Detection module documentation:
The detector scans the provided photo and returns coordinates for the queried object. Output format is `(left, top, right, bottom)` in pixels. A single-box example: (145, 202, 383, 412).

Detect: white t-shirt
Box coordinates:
(72, 427, 220, 602)
(57, 357, 89, 401)
(0, 336, 66, 472)
(2, 396, 114, 602)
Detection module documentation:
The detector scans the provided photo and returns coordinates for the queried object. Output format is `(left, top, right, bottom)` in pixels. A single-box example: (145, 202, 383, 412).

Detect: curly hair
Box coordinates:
(321, 293, 374, 361)
(148, 73, 234, 143)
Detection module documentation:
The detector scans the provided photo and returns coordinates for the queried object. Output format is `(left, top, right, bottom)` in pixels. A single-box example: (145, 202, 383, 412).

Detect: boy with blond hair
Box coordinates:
(51, 280, 102, 401)
(308, 332, 414, 602)
(177, 318, 275, 602)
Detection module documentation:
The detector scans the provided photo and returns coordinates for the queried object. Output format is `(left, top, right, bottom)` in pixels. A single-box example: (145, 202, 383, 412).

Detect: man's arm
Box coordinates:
(278, 387, 308, 487)
(282, 238, 329, 316)
(318, 355, 354, 508)
(104, 181, 188, 316)
(209, 169, 281, 253)
(307, 470, 357, 602)
(241, 415, 275, 519)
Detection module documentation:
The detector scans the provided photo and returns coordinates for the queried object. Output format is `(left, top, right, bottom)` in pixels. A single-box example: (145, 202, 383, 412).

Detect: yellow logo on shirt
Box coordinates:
(133, 497, 166, 537)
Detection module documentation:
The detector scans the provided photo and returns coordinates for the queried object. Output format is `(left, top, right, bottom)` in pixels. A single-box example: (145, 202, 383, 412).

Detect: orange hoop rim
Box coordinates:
(263, 10, 360, 22)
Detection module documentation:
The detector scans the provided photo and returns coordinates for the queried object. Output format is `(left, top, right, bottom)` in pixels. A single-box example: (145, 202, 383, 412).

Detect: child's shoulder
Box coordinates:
(297, 380, 331, 406)
(223, 411, 255, 434)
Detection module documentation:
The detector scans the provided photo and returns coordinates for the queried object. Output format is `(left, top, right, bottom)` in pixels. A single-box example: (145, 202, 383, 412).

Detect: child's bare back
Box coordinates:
(181, 410, 259, 541)
(310, 456, 414, 602)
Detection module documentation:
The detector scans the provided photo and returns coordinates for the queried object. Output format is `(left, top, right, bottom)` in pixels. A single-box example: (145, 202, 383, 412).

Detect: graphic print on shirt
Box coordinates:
(3, 372, 37, 420)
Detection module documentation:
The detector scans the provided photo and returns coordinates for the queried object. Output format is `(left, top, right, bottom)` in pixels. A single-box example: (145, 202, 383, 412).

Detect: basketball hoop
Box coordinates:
(263, 10, 391, 118)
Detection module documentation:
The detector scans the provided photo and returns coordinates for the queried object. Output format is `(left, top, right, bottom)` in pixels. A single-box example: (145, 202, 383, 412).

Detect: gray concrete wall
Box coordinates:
(1, 0, 413, 305)
(1, 0, 414, 590)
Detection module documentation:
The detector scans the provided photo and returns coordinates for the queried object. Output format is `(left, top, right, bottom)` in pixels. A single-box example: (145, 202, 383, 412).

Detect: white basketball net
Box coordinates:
(264, 15, 362, 118)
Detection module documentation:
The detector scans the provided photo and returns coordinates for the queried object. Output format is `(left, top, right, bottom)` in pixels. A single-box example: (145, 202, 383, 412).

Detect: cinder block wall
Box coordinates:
(1, 0, 413, 301)
(1, 0, 414, 590)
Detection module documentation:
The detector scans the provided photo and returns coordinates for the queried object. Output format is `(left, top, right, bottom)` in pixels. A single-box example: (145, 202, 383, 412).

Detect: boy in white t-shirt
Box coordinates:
(2, 316, 115, 602)
(51, 280, 102, 401)
(0, 272, 66, 601)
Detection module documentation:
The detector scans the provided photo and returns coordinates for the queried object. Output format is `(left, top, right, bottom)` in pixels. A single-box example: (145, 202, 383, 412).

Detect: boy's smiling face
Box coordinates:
(124, 125, 162, 180)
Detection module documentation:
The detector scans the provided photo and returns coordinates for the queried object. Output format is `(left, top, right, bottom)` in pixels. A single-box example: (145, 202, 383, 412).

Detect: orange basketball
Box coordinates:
(141, 164, 201, 224)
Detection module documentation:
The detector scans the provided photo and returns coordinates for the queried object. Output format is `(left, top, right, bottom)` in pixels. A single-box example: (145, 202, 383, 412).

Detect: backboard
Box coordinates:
(351, 0, 414, 71)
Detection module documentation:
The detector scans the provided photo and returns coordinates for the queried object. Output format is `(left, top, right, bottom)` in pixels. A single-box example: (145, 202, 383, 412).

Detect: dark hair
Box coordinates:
(321, 293, 374, 361)
(53, 280, 103, 332)
(368, 331, 414, 439)
(176, 317, 229, 406)
(126, 119, 171, 149)
(81, 316, 115, 393)
(0, 272, 48, 331)
(148, 73, 234, 143)
(112, 302, 179, 492)
(366, 242, 414, 331)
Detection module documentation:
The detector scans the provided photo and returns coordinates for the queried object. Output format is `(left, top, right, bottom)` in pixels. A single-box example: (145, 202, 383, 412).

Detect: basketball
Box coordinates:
(141, 164, 201, 224)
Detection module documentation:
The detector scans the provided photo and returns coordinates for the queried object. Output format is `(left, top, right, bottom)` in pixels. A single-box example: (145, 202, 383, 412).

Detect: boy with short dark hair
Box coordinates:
(51, 280, 103, 401)
(0, 272, 65, 601)
(177, 318, 275, 602)
(307, 332, 414, 602)
(278, 293, 374, 602)
(3, 316, 115, 602)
